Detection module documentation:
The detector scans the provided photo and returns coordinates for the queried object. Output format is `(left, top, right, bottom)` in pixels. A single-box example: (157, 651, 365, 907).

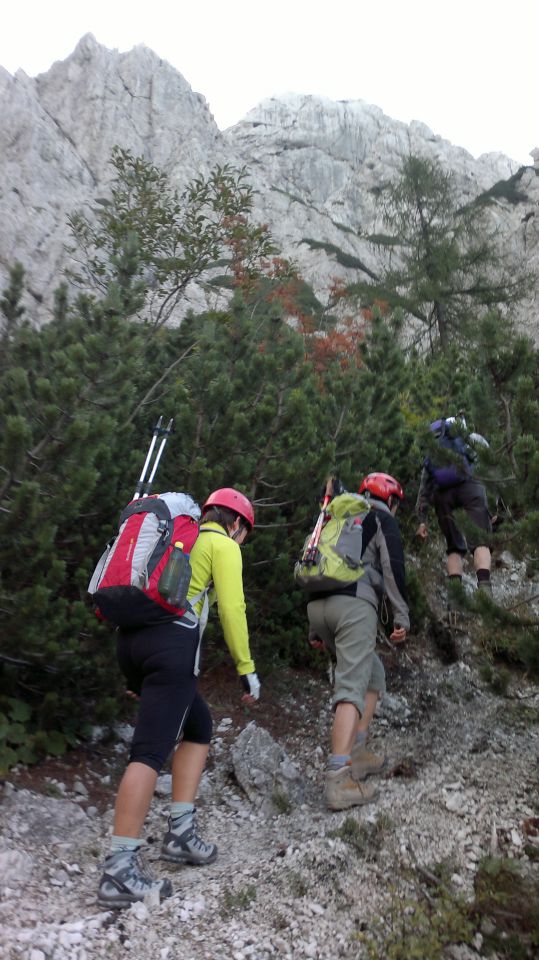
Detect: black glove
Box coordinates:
(240, 672, 261, 700)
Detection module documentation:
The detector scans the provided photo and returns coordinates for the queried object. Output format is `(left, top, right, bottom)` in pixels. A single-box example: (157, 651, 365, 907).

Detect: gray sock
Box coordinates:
(355, 731, 367, 747)
(170, 802, 195, 823)
(110, 835, 140, 855)
(327, 754, 350, 771)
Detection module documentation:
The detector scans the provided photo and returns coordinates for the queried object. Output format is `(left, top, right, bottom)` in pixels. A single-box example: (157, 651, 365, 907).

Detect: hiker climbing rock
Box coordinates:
(93, 446, 259, 907)
(296, 473, 409, 811)
(415, 415, 493, 617)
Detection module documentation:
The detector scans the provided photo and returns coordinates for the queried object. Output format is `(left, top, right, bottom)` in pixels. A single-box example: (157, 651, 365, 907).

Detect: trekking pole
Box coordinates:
(133, 417, 174, 500)
(301, 477, 333, 564)
(133, 416, 162, 499)
(144, 418, 173, 496)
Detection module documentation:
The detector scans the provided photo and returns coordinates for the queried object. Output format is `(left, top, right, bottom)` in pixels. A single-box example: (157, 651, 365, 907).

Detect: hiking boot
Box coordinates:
(350, 743, 387, 781)
(324, 766, 378, 811)
(161, 809, 218, 865)
(445, 607, 460, 629)
(97, 847, 172, 909)
(477, 580, 493, 597)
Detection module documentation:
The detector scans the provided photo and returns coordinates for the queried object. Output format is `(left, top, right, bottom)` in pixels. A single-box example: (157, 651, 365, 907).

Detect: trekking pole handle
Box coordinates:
(142, 418, 174, 497)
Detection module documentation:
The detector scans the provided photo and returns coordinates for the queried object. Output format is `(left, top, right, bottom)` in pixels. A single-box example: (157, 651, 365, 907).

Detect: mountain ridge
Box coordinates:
(0, 34, 537, 328)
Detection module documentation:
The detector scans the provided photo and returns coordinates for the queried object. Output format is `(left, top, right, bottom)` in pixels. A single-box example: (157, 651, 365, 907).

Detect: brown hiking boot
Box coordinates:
(350, 744, 387, 781)
(446, 588, 461, 628)
(324, 767, 378, 811)
(446, 608, 460, 628)
(477, 580, 493, 597)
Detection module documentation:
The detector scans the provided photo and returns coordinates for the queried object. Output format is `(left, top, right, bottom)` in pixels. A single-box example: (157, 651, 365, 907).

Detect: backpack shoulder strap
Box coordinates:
(120, 496, 172, 525)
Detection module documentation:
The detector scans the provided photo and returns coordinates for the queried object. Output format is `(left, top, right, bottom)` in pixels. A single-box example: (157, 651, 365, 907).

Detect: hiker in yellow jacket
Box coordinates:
(97, 487, 259, 909)
(188, 487, 259, 684)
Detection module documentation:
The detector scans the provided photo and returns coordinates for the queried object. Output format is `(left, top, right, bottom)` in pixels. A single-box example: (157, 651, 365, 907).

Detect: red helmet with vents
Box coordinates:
(202, 488, 255, 530)
(359, 472, 404, 502)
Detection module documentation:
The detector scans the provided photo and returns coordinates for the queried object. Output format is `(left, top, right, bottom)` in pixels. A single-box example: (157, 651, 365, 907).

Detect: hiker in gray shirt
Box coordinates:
(305, 472, 409, 812)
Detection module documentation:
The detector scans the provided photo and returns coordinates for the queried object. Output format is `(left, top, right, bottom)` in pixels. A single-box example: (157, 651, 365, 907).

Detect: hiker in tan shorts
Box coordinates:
(306, 473, 409, 811)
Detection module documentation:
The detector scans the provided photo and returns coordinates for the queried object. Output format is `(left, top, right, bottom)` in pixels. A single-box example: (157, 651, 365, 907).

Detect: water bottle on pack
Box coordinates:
(157, 541, 192, 607)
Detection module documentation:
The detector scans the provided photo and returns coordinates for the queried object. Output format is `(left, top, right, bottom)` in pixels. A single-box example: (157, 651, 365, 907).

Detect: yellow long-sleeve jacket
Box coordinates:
(187, 521, 255, 676)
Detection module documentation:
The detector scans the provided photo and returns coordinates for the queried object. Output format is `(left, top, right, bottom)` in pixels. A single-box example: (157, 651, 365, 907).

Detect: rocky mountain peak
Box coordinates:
(0, 38, 536, 328)
(34, 33, 221, 179)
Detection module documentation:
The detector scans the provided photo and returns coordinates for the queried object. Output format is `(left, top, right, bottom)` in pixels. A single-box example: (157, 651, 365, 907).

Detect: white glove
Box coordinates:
(240, 672, 261, 701)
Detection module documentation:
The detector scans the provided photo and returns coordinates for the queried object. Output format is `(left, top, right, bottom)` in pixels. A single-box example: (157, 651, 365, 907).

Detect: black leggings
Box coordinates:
(117, 619, 213, 773)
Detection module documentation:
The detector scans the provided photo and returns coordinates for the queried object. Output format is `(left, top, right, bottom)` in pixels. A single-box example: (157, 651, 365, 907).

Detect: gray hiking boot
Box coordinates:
(324, 766, 378, 811)
(97, 847, 172, 909)
(350, 743, 387, 781)
(161, 809, 218, 865)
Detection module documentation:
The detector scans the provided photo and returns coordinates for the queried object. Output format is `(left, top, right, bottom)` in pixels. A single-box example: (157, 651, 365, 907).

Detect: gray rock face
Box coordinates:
(230, 721, 305, 811)
(225, 94, 538, 321)
(2, 784, 95, 841)
(34, 34, 223, 181)
(0, 34, 227, 316)
(0, 34, 537, 330)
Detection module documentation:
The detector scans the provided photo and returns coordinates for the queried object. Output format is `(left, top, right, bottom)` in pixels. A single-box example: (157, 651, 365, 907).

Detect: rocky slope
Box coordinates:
(1, 552, 539, 960)
(0, 34, 537, 328)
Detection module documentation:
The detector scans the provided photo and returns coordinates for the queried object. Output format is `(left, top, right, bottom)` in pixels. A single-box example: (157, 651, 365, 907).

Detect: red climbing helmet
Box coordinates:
(202, 487, 255, 530)
(359, 472, 404, 502)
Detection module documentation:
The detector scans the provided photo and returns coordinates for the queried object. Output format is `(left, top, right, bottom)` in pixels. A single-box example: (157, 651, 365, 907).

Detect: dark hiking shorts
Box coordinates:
(433, 479, 492, 555)
(117, 617, 212, 773)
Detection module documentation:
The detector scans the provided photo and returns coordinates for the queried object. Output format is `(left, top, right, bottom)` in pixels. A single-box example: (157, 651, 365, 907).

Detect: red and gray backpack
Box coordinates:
(88, 491, 200, 628)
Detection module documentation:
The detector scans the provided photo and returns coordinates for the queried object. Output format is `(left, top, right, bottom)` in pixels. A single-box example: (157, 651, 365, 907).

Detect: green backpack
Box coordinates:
(294, 492, 371, 593)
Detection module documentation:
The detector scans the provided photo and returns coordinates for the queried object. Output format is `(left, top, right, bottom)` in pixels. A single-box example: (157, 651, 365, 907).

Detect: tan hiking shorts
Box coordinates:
(307, 594, 385, 716)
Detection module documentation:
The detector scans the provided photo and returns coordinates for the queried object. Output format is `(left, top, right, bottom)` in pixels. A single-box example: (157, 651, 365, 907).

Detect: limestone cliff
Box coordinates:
(0, 34, 537, 328)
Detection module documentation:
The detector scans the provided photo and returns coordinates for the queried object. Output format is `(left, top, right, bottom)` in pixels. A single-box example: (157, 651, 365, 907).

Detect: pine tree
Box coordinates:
(0, 253, 154, 766)
(465, 312, 539, 548)
(0, 263, 26, 371)
(347, 155, 531, 352)
(137, 292, 332, 665)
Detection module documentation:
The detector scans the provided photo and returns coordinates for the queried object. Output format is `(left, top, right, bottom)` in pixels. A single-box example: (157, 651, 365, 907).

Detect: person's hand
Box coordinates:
(308, 629, 325, 651)
(390, 625, 407, 644)
(318, 474, 345, 506)
(240, 672, 261, 704)
(125, 689, 140, 701)
(416, 522, 428, 540)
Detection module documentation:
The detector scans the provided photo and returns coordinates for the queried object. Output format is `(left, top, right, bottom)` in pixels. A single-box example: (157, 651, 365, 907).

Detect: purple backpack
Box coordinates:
(424, 419, 475, 488)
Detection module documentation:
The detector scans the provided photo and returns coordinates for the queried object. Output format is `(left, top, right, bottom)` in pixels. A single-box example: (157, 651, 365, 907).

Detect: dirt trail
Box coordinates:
(1, 637, 539, 959)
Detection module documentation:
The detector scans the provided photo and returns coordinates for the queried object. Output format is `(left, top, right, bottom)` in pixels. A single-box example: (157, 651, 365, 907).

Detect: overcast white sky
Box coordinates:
(1, 0, 537, 165)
